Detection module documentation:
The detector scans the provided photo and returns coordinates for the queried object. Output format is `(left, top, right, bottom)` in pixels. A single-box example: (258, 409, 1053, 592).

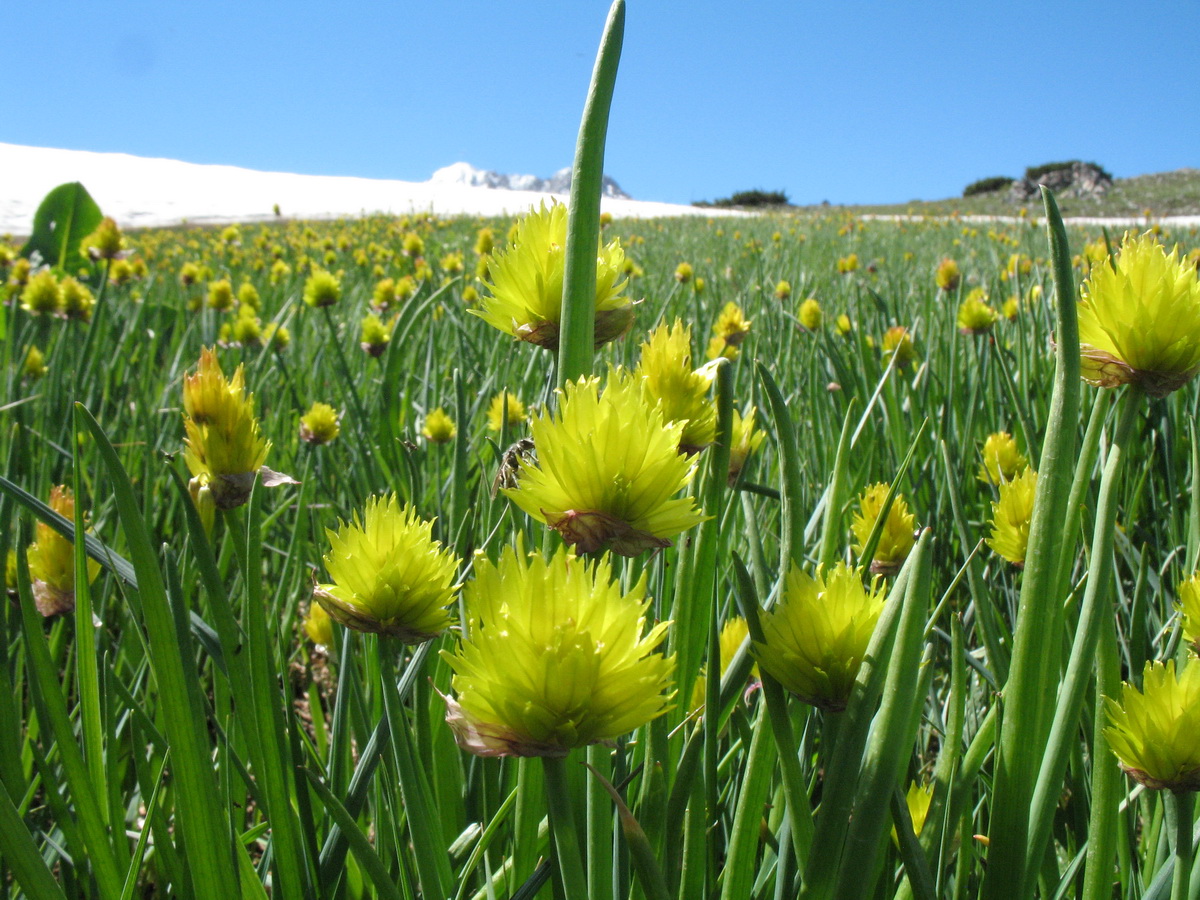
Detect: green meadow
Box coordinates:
(5, 7, 1200, 900)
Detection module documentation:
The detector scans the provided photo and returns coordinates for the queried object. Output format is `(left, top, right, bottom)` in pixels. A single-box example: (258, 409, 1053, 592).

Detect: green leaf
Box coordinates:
(20, 182, 103, 271)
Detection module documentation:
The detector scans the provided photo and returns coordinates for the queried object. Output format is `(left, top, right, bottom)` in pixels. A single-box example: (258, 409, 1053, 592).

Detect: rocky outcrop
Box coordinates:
(1009, 161, 1113, 202)
(430, 162, 631, 199)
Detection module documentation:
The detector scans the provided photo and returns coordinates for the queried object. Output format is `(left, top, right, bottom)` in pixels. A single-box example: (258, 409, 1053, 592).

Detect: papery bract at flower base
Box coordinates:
(442, 543, 674, 757)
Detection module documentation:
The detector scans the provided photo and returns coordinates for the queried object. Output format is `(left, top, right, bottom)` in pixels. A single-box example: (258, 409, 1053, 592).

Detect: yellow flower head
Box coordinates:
(474, 202, 632, 351)
(303, 601, 335, 647)
(60, 277, 95, 321)
(690, 616, 754, 714)
(883, 326, 917, 371)
(1176, 574, 1200, 652)
(360, 312, 392, 357)
(504, 370, 707, 557)
(851, 483, 917, 575)
(81, 217, 125, 261)
(373, 277, 398, 311)
(957, 291, 999, 335)
(977, 431, 1028, 485)
(636, 320, 717, 454)
(837, 253, 859, 275)
(300, 402, 340, 445)
(1104, 660, 1200, 791)
(712, 301, 751, 349)
(835, 314, 853, 336)
(264, 323, 291, 352)
(986, 468, 1037, 567)
(935, 257, 961, 292)
(474, 227, 495, 256)
(180, 262, 202, 287)
(303, 269, 341, 308)
(23, 345, 48, 380)
(21, 270, 62, 315)
(422, 407, 457, 444)
(1002, 295, 1020, 320)
(727, 407, 766, 485)
(27, 485, 100, 617)
(486, 391, 526, 433)
(207, 279, 235, 312)
(401, 231, 425, 258)
(798, 297, 823, 330)
(237, 281, 260, 311)
(775, 280, 793, 301)
(442, 543, 674, 757)
(314, 494, 458, 641)
(182, 348, 278, 509)
(1078, 232, 1200, 397)
(753, 562, 886, 711)
(674, 262, 693, 284)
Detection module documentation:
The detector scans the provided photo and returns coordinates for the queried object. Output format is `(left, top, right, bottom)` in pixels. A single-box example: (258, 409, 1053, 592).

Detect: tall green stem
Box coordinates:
(1167, 792, 1194, 900)
(557, 0, 624, 385)
(544, 755, 589, 900)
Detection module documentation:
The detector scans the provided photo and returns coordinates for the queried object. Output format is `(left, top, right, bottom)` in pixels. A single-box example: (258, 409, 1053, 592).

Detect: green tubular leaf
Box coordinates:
(77, 403, 238, 898)
(0, 779, 69, 900)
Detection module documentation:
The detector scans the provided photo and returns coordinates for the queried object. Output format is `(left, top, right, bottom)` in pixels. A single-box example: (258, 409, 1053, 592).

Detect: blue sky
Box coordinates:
(6, 1, 1197, 206)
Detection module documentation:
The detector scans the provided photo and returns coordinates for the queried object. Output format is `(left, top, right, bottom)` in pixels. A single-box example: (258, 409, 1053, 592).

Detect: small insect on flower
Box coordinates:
(491, 438, 537, 498)
(441, 542, 675, 757)
(1104, 660, 1200, 792)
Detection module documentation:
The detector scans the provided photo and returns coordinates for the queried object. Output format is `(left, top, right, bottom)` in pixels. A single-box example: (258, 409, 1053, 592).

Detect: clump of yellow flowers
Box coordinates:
(851, 483, 917, 575)
(313, 494, 458, 641)
(503, 370, 707, 557)
(1104, 660, 1200, 792)
(753, 562, 886, 711)
(182, 348, 292, 510)
(1078, 232, 1200, 397)
(442, 543, 674, 757)
(473, 202, 632, 351)
(26, 485, 101, 617)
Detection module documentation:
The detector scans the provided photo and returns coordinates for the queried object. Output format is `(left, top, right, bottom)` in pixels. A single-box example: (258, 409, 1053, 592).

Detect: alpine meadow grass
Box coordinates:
(4, 4, 1200, 898)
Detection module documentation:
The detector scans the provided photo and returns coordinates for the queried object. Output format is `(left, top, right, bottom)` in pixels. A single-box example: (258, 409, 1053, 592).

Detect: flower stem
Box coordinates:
(1166, 791, 1194, 900)
(543, 754, 589, 900)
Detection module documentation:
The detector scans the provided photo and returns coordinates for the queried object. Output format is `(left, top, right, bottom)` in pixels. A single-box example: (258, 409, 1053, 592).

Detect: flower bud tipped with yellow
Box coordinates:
(674, 262, 693, 284)
(775, 280, 793, 301)
(422, 407, 457, 444)
(26, 485, 100, 617)
(442, 543, 674, 757)
(837, 253, 859, 274)
(1104, 660, 1200, 792)
(977, 432, 1028, 485)
(182, 348, 292, 509)
(935, 257, 960, 292)
(23, 345, 47, 380)
(1078, 232, 1200, 397)
(892, 782, 934, 846)
(690, 617, 753, 714)
(752, 562, 886, 711)
(314, 494, 458, 641)
(636, 320, 717, 454)
(473, 202, 632, 351)
(303, 269, 341, 308)
(986, 468, 1037, 567)
(504, 370, 707, 557)
(851, 483, 917, 575)
(300, 402, 340, 445)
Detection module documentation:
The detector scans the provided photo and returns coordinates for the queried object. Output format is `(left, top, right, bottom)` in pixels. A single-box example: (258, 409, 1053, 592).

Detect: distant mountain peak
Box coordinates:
(429, 162, 631, 199)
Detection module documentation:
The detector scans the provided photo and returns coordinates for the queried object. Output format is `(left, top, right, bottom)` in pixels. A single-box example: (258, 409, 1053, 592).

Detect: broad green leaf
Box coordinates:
(20, 181, 103, 271)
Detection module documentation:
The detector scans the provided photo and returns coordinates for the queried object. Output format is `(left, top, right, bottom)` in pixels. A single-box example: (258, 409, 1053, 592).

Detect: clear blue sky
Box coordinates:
(6, 1, 1197, 206)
